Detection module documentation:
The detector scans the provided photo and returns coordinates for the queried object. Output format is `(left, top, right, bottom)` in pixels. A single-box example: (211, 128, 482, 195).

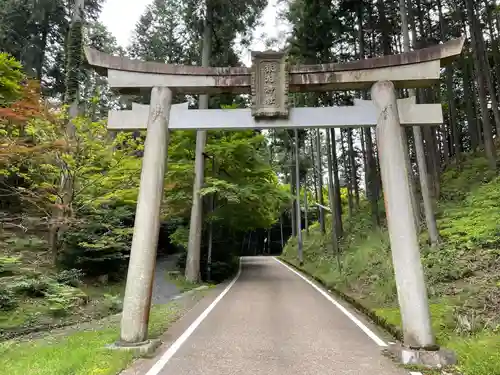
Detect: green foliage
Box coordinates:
(203, 131, 291, 232)
(0, 0, 106, 95)
(449, 332, 500, 375)
(438, 176, 500, 250)
(101, 293, 122, 313)
(0, 256, 21, 276)
(11, 276, 52, 298)
(440, 155, 498, 201)
(0, 287, 17, 311)
(59, 205, 135, 278)
(0, 53, 24, 106)
(165, 128, 290, 282)
(55, 269, 84, 287)
(44, 284, 88, 317)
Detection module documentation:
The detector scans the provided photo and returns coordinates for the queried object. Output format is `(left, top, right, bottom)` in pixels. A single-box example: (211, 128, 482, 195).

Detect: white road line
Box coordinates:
(409, 372, 423, 375)
(145, 262, 242, 375)
(274, 257, 388, 347)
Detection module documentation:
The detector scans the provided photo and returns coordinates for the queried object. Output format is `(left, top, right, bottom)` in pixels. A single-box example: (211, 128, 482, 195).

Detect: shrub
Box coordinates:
(102, 293, 122, 313)
(11, 276, 51, 297)
(55, 269, 84, 287)
(44, 284, 88, 317)
(59, 205, 134, 278)
(0, 52, 24, 106)
(0, 287, 17, 311)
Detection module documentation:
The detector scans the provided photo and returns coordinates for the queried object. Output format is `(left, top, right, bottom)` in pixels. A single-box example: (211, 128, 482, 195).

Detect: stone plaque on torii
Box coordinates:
(84, 37, 465, 365)
(250, 51, 289, 119)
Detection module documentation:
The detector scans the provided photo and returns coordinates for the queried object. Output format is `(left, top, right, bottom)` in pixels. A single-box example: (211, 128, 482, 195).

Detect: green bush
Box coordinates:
(59, 205, 134, 278)
(0, 52, 24, 106)
(102, 293, 122, 313)
(44, 284, 88, 317)
(0, 287, 17, 311)
(11, 277, 51, 297)
(55, 269, 84, 287)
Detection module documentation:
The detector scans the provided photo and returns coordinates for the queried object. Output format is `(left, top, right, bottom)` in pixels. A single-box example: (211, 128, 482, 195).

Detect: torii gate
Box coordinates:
(85, 37, 464, 364)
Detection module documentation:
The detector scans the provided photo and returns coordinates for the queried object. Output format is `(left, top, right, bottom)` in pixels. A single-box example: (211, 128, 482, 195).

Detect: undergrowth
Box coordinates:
(0, 232, 124, 340)
(282, 152, 500, 375)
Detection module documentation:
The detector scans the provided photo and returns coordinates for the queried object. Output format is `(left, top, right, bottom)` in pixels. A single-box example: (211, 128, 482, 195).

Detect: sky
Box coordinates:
(99, 0, 287, 66)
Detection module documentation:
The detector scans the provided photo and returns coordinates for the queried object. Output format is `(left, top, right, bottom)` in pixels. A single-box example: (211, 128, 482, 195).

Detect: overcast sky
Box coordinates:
(99, 0, 286, 66)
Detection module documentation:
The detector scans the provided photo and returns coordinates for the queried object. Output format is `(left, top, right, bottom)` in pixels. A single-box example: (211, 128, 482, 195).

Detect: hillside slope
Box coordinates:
(282, 151, 500, 375)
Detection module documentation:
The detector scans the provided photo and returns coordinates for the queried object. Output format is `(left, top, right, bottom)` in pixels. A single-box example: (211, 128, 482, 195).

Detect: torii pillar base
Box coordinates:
(383, 342, 457, 368)
(107, 339, 161, 356)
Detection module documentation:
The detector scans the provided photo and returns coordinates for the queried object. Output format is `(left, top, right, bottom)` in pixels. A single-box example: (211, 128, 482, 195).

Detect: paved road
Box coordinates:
(155, 256, 408, 375)
(152, 255, 182, 305)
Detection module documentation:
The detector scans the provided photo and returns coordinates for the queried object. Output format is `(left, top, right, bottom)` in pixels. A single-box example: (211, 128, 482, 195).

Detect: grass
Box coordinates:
(0, 299, 190, 375)
(164, 270, 201, 292)
(282, 151, 500, 375)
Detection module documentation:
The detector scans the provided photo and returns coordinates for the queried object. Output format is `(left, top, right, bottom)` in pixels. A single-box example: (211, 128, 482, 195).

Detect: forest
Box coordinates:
(0, 0, 499, 374)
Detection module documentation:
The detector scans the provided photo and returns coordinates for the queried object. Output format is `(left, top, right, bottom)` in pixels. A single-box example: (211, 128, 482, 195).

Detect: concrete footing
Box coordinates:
(107, 339, 161, 356)
(383, 342, 457, 368)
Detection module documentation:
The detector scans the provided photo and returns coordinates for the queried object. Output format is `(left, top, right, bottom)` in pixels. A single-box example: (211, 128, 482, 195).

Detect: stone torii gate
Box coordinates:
(85, 37, 464, 364)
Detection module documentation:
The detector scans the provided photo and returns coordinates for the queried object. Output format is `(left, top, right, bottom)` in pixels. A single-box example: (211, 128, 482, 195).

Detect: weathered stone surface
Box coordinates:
(250, 51, 289, 119)
(107, 339, 161, 355)
(383, 342, 457, 368)
(84, 37, 464, 93)
(107, 98, 443, 131)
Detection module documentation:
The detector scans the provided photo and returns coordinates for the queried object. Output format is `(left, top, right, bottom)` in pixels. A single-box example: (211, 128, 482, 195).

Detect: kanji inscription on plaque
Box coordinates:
(251, 51, 289, 119)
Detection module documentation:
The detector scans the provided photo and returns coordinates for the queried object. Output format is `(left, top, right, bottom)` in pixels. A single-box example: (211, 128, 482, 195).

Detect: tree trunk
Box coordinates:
(309, 133, 319, 233)
(304, 177, 309, 235)
(325, 129, 339, 255)
(476, 4, 500, 136)
(49, 0, 85, 262)
(348, 129, 359, 207)
(186, 0, 213, 282)
(465, 0, 497, 169)
(401, 0, 439, 245)
(358, 5, 379, 226)
(316, 129, 326, 233)
(376, 0, 392, 55)
(461, 54, 480, 150)
(341, 130, 353, 218)
(294, 129, 303, 263)
(485, 0, 500, 95)
(290, 164, 296, 238)
(329, 128, 343, 239)
(436, 0, 461, 161)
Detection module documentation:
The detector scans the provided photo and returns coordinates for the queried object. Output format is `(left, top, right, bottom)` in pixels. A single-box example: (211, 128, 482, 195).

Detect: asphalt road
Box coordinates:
(155, 256, 408, 375)
(152, 255, 182, 305)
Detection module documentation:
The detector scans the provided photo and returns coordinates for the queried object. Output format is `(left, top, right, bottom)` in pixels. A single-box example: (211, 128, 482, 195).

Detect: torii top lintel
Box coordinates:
(84, 37, 464, 95)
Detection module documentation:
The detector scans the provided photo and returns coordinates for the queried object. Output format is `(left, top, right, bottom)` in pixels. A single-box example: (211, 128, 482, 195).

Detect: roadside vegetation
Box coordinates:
(283, 149, 500, 375)
(0, 292, 207, 375)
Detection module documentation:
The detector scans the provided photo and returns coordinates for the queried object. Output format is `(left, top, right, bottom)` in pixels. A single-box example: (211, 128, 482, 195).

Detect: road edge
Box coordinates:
(139, 258, 241, 375)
